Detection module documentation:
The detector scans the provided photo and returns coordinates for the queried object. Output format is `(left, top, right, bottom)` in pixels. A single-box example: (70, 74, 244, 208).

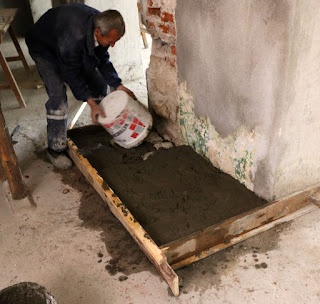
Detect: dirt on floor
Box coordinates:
(68, 125, 267, 246)
(0, 282, 56, 304)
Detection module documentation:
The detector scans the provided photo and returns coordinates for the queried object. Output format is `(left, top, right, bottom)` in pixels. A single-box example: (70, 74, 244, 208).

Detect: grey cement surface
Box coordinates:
(1, 38, 320, 304)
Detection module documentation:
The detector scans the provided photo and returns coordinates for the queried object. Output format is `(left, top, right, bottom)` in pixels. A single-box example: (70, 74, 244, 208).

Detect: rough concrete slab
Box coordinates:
(68, 125, 267, 246)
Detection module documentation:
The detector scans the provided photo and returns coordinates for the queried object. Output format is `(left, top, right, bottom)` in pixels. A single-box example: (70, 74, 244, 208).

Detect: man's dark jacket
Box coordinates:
(26, 3, 122, 101)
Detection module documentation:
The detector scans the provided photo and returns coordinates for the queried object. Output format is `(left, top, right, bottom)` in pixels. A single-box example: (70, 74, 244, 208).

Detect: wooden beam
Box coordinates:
(0, 50, 26, 108)
(68, 102, 87, 130)
(67, 139, 179, 296)
(5, 56, 20, 62)
(0, 9, 17, 43)
(160, 186, 320, 269)
(0, 161, 6, 182)
(8, 26, 31, 73)
(0, 80, 43, 90)
(0, 84, 11, 89)
(0, 103, 28, 199)
(309, 192, 320, 208)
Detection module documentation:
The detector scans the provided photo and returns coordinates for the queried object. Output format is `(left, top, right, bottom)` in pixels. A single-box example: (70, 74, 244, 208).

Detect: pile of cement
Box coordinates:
(0, 282, 56, 304)
(69, 126, 267, 245)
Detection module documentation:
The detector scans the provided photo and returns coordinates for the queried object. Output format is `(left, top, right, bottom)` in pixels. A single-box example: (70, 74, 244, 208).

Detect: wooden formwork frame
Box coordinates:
(67, 137, 320, 296)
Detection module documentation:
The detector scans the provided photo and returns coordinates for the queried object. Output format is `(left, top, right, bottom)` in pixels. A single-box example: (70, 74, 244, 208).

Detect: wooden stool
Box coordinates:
(137, 2, 149, 49)
(0, 102, 29, 200)
(0, 8, 30, 108)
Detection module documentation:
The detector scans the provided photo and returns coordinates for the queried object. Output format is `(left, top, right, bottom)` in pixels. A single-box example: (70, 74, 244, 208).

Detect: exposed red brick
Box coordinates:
(169, 24, 176, 36)
(148, 7, 161, 16)
(148, 0, 154, 6)
(166, 57, 176, 68)
(159, 24, 169, 34)
(161, 12, 174, 23)
(171, 45, 176, 55)
(147, 21, 155, 29)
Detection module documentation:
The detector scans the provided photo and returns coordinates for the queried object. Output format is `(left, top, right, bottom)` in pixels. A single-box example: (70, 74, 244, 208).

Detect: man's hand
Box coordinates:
(87, 98, 106, 124)
(117, 85, 137, 100)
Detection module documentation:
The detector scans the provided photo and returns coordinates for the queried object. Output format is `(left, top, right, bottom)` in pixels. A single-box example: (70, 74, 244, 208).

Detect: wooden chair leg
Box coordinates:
(0, 50, 26, 108)
(0, 161, 6, 182)
(8, 25, 30, 73)
(0, 104, 28, 199)
(141, 31, 148, 49)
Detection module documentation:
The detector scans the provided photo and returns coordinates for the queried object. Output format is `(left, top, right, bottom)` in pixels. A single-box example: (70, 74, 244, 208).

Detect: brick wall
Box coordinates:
(141, 0, 181, 143)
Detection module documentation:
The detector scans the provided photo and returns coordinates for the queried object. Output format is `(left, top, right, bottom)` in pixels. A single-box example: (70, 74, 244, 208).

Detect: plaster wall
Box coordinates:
(274, 1, 320, 197)
(29, 0, 52, 22)
(176, 0, 320, 200)
(29, 0, 143, 82)
(85, 0, 144, 82)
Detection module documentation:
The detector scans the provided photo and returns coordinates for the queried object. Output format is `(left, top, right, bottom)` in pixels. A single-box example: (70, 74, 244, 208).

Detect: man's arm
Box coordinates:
(95, 46, 122, 88)
(56, 37, 93, 101)
(87, 98, 106, 124)
(116, 85, 136, 99)
(96, 46, 136, 99)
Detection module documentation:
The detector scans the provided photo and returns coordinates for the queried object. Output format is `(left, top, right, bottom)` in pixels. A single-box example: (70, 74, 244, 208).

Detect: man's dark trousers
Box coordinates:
(32, 55, 109, 152)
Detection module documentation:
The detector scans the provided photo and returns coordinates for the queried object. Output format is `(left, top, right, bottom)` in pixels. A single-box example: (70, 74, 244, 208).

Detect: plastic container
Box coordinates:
(97, 91, 153, 149)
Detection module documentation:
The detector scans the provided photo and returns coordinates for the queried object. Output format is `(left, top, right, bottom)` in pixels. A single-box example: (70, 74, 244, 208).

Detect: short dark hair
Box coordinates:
(93, 10, 125, 37)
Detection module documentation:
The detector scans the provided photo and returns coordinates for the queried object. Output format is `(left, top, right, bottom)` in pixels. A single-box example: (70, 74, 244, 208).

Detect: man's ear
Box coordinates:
(94, 28, 101, 38)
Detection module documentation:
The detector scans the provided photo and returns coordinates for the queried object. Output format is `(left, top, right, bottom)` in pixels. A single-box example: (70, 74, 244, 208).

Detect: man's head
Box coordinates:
(93, 10, 125, 47)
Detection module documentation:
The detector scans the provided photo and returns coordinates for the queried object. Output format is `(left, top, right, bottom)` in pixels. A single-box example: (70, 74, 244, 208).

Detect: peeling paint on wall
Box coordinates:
(179, 82, 257, 189)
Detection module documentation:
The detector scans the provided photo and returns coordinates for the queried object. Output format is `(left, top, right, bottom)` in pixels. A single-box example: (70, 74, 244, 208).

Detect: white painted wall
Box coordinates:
(29, 0, 144, 82)
(29, 0, 52, 22)
(85, 0, 144, 82)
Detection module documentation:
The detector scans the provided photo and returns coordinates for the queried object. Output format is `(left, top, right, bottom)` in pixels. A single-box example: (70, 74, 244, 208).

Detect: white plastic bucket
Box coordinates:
(97, 91, 153, 149)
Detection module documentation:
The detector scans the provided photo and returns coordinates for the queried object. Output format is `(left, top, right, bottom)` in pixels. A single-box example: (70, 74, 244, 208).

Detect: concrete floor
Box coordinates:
(0, 36, 320, 304)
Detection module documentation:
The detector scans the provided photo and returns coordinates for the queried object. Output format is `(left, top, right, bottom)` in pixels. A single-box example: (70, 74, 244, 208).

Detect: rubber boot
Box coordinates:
(47, 148, 73, 169)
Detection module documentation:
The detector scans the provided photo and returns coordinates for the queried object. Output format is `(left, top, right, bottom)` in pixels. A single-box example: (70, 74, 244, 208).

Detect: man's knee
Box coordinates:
(45, 95, 68, 115)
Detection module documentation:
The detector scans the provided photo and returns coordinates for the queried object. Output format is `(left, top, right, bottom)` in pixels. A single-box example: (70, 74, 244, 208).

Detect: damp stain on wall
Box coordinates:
(178, 82, 257, 189)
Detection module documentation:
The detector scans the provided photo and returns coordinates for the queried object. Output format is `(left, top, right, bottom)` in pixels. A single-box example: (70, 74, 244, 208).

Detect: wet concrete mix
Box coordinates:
(68, 126, 267, 246)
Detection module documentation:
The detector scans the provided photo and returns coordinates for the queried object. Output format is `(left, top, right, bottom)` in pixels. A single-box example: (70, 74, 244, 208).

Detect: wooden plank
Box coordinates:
(309, 192, 320, 208)
(0, 9, 17, 43)
(0, 161, 6, 182)
(169, 204, 317, 270)
(0, 50, 26, 107)
(67, 139, 179, 296)
(68, 102, 87, 130)
(0, 103, 28, 199)
(5, 56, 20, 62)
(8, 26, 31, 73)
(0, 84, 10, 89)
(0, 80, 43, 90)
(161, 185, 320, 269)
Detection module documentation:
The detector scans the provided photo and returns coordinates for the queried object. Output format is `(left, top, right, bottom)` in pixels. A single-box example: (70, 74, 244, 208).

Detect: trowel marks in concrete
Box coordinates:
(68, 126, 267, 246)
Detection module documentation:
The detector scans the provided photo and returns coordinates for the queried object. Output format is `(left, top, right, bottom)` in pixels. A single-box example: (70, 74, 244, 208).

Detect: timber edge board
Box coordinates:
(67, 136, 320, 295)
(67, 138, 179, 296)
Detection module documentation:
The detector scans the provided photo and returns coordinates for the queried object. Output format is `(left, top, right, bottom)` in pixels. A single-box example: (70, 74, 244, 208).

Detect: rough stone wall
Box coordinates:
(141, 0, 182, 143)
